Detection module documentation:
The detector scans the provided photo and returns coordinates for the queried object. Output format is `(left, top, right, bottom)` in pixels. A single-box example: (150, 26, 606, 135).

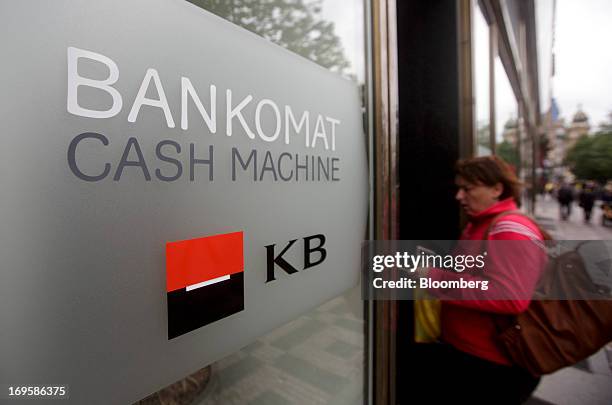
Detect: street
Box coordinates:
(535, 195, 612, 240)
(526, 196, 612, 405)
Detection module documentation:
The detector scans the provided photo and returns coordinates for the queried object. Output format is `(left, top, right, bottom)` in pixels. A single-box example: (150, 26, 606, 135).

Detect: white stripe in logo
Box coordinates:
(186, 275, 230, 291)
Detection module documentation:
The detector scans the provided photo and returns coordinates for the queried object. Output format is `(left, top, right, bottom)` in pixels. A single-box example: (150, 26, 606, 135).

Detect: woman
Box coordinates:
(407, 156, 547, 404)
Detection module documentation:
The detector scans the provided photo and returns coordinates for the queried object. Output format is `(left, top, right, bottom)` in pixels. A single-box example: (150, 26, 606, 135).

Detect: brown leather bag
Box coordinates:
(485, 211, 612, 376)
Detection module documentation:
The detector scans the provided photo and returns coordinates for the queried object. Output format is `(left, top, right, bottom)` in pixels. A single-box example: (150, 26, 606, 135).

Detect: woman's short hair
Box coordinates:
(456, 155, 522, 202)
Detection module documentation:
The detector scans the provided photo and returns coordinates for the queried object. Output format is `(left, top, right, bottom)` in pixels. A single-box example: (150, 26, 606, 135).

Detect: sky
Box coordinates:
(553, 0, 612, 129)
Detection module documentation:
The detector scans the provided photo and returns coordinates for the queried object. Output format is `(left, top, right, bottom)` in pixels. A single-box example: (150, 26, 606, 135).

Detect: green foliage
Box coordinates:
(600, 111, 612, 133)
(565, 132, 612, 183)
(188, 0, 350, 74)
(497, 140, 519, 168)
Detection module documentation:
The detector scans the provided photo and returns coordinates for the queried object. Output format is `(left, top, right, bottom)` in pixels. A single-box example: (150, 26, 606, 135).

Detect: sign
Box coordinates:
(0, 0, 367, 403)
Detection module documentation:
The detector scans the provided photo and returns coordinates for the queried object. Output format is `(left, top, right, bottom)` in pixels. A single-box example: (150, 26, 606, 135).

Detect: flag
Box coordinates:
(551, 97, 560, 122)
(166, 231, 244, 339)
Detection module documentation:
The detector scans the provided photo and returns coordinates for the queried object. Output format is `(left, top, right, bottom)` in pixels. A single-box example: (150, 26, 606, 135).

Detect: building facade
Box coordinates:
(542, 101, 592, 182)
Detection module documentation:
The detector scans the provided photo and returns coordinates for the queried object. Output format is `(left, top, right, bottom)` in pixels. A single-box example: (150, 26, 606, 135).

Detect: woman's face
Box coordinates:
(455, 176, 503, 216)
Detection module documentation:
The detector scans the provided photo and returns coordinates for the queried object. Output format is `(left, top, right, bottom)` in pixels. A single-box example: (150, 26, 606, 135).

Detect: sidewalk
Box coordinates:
(535, 195, 612, 241)
(526, 196, 612, 405)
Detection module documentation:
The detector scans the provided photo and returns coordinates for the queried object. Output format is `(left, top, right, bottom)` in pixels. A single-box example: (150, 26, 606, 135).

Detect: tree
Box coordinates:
(497, 140, 520, 169)
(565, 132, 612, 183)
(599, 111, 612, 133)
(189, 0, 350, 74)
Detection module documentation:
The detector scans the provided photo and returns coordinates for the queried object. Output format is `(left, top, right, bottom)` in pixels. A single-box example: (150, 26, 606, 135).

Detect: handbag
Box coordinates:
(485, 211, 612, 376)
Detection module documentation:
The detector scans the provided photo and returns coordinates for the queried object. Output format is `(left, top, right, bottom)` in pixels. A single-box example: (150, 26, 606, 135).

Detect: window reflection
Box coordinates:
(495, 57, 519, 169)
(187, 0, 363, 81)
(135, 2, 369, 404)
(135, 292, 364, 405)
(474, 4, 491, 156)
(198, 292, 364, 404)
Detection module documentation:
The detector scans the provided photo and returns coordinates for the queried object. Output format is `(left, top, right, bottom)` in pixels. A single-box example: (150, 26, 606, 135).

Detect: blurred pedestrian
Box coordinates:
(599, 182, 612, 226)
(578, 182, 596, 223)
(557, 182, 574, 220)
(601, 182, 612, 205)
(544, 182, 554, 201)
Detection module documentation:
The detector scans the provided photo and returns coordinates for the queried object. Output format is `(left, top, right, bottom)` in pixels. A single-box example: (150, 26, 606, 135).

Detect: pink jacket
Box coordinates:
(428, 198, 547, 365)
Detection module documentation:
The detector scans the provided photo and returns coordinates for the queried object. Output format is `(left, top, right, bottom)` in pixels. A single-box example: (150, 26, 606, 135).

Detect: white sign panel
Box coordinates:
(0, 0, 367, 403)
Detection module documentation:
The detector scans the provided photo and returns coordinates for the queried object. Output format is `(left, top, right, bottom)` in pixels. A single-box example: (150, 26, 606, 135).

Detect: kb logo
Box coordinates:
(265, 234, 327, 283)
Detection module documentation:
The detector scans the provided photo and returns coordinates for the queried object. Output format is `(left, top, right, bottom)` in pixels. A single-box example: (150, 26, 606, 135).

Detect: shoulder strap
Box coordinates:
(483, 210, 552, 241)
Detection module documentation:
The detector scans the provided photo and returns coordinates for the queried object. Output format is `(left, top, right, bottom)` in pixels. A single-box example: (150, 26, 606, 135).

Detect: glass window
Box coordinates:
(187, 0, 365, 84)
(495, 57, 519, 169)
(474, 3, 491, 156)
(136, 1, 369, 404)
(198, 293, 364, 404)
(136, 292, 365, 404)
